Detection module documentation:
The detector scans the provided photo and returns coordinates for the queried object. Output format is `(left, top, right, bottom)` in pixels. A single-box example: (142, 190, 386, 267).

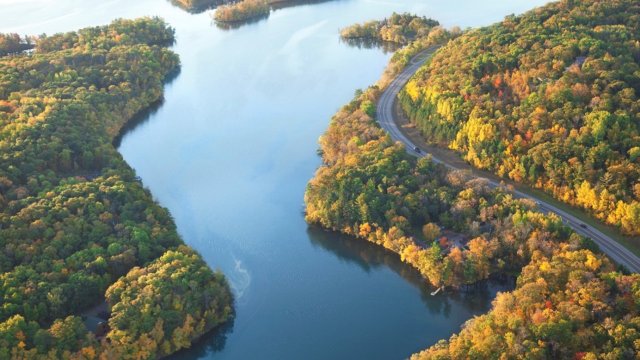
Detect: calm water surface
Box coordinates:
(1, 0, 549, 358)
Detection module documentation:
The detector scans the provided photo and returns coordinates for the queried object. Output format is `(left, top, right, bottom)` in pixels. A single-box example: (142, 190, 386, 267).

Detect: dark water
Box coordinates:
(1, 0, 548, 358)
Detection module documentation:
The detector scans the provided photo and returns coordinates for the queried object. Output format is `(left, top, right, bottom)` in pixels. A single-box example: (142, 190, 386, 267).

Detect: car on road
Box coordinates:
(413, 146, 421, 153)
(579, 223, 588, 229)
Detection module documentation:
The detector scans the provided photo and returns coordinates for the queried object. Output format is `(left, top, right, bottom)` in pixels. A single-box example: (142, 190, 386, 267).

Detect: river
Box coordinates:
(1, 0, 549, 358)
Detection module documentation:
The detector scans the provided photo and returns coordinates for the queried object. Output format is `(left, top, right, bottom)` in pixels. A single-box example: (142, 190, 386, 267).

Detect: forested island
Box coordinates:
(171, 0, 227, 13)
(399, 0, 640, 235)
(169, 0, 269, 21)
(306, 0, 640, 357)
(170, 0, 333, 26)
(0, 18, 232, 358)
(340, 13, 440, 46)
(342, 16, 457, 89)
(213, 0, 331, 25)
(213, 0, 270, 23)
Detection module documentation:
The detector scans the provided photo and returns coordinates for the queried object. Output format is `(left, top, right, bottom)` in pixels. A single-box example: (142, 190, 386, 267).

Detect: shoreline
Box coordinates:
(377, 48, 640, 272)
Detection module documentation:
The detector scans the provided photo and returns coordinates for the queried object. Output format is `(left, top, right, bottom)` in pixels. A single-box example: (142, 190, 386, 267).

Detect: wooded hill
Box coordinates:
(0, 17, 232, 358)
(400, 0, 640, 235)
(306, 2, 640, 357)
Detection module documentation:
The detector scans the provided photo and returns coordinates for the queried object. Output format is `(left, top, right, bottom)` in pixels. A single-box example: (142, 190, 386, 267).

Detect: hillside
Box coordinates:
(307, 5, 640, 358)
(0, 18, 232, 358)
(305, 60, 640, 360)
(399, 0, 640, 235)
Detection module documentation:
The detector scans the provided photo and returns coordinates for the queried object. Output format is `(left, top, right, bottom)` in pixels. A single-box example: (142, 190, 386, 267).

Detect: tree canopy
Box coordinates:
(0, 17, 232, 359)
(170, 0, 227, 13)
(399, 0, 640, 234)
(340, 13, 440, 46)
(305, 85, 581, 289)
(306, 9, 640, 357)
(413, 248, 640, 359)
(213, 0, 270, 23)
(0, 34, 34, 57)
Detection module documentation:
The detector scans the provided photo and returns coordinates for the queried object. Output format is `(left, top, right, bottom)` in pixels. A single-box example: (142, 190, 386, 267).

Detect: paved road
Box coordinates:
(377, 48, 640, 273)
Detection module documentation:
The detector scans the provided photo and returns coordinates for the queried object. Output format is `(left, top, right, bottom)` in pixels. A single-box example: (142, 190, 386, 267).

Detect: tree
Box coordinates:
(422, 222, 441, 242)
(397, 0, 640, 235)
(0, 18, 231, 358)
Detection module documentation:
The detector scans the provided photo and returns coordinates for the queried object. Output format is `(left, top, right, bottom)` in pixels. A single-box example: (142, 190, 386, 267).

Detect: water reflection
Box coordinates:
(172, 317, 236, 359)
(113, 99, 165, 148)
(307, 225, 513, 316)
(213, 0, 337, 30)
(270, 0, 337, 12)
(112, 69, 180, 148)
(213, 13, 270, 31)
(168, 0, 225, 14)
(340, 38, 403, 54)
(0, 0, 551, 358)
(168, 0, 336, 15)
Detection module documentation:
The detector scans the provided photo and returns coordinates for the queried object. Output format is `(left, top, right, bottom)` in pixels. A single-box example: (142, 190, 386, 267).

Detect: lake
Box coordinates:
(1, 0, 548, 358)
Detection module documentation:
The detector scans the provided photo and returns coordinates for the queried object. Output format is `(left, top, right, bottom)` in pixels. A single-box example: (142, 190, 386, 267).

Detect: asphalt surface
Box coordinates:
(376, 48, 640, 273)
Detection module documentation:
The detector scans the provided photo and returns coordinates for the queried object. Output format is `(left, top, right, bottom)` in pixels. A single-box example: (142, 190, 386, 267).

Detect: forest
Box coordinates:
(340, 13, 440, 46)
(305, 56, 640, 360)
(0, 34, 34, 56)
(399, 0, 640, 235)
(213, 0, 328, 24)
(305, 85, 587, 289)
(413, 248, 640, 358)
(171, 0, 226, 13)
(305, 5, 640, 357)
(213, 0, 270, 23)
(173, 0, 332, 25)
(340, 13, 458, 90)
(0, 17, 232, 358)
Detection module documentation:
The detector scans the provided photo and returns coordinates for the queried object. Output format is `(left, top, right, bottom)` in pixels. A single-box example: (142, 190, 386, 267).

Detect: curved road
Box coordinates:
(377, 48, 640, 273)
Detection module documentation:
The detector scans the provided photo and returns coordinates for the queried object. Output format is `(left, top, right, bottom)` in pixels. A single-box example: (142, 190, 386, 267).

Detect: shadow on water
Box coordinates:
(306, 225, 515, 316)
(339, 38, 403, 54)
(112, 68, 181, 148)
(170, 316, 236, 359)
(113, 99, 164, 148)
(270, 0, 337, 12)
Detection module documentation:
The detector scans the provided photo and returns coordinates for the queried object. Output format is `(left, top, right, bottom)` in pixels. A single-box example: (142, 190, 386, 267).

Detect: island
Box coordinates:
(340, 13, 440, 46)
(171, 0, 228, 13)
(306, 0, 640, 358)
(213, 0, 269, 23)
(212, 0, 331, 26)
(0, 17, 232, 358)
